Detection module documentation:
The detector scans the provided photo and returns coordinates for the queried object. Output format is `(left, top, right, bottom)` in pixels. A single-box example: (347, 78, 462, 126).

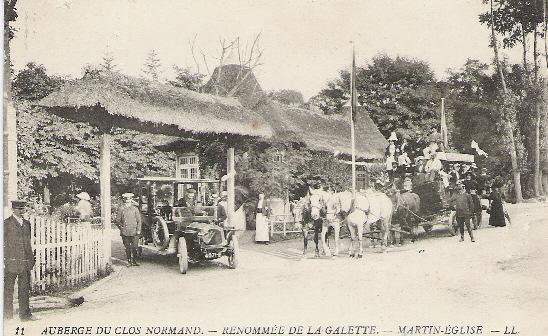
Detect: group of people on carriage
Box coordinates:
(282, 129, 508, 259)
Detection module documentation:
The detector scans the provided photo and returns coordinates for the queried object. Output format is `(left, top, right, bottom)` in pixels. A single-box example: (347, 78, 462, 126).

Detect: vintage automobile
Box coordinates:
(136, 177, 239, 274)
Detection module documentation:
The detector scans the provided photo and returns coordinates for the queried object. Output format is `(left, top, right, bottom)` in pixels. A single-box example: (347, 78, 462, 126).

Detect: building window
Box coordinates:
(190, 168, 197, 179)
(274, 151, 284, 163)
(177, 154, 200, 179)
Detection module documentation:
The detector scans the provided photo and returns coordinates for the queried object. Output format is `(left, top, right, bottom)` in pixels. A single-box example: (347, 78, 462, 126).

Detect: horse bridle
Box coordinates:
(309, 194, 329, 221)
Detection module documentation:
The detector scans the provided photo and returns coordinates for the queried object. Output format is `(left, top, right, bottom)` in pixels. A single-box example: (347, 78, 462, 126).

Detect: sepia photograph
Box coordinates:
(2, 0, 548, 335)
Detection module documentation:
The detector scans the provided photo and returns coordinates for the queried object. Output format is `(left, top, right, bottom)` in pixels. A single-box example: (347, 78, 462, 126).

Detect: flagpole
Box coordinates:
(350, 46, 357, 197)
(440, 97, 448, 149)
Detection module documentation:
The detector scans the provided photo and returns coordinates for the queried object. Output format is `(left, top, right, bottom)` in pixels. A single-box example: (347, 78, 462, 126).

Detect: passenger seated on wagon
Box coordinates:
(413, 157, 427, 185)
(438, 166, 450, 189)
(397, 151, 411, 176)
(386, 154, 397, 180)
(424, 152, 442, 181)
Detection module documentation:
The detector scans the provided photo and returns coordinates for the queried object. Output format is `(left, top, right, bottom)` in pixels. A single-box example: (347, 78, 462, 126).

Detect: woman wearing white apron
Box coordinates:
(255, 194, 269, 244)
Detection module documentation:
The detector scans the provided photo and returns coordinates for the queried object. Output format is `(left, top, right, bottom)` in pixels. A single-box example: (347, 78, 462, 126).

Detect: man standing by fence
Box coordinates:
(4, 200, 40, 321)
(116, 193, 142, 267)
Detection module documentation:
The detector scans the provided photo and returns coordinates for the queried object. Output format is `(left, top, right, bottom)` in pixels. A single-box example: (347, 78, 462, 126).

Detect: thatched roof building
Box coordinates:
(202, 64, 267, 109)
(202, 65, 388, 160)
(37, 70, 273, 138)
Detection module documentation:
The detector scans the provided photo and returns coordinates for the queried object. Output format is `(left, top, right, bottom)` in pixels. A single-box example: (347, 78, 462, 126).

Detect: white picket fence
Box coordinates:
(267, 198, 301, 237)
(29, 215, 110, 293)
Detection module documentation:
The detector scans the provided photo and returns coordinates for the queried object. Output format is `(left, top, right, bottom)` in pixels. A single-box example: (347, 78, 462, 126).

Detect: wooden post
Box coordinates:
(99, 133, 112, 266)
(226, 147, 235, 229)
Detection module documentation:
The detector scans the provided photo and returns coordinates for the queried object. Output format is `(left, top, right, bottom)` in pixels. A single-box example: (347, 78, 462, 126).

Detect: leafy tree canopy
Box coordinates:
(310, 54, 443, 143)
(12, 62, 64, 101)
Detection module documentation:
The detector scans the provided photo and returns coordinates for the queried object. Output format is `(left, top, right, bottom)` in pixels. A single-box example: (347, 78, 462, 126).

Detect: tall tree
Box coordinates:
(142, 50, 162, 81)
(480, 0, 546, 196)
(482, 0, 524, 202)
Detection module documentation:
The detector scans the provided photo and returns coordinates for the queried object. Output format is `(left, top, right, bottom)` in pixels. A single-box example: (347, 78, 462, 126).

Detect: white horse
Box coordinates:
(309, 187, 394, 258)
(346, 191, 394, 257)
(308, 188, 350, 257)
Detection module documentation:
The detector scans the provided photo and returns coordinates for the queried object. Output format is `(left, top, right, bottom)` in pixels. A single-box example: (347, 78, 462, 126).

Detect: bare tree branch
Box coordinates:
(200, 50, 210, 76)
(188, 34, 201, 74)
(227, 33, 264, 97)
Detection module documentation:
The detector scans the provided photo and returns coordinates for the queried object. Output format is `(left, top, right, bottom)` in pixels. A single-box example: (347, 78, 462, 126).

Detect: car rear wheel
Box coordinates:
(177, 238, 188, 274)
(228, 235, 239, 269)
(422, 224, 433, 233)
(152, 216, 170, 250)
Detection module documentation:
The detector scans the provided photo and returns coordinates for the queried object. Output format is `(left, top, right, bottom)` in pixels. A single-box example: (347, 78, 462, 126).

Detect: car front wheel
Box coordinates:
(228, 235, 239, 269)
(178, 238, 188, 274)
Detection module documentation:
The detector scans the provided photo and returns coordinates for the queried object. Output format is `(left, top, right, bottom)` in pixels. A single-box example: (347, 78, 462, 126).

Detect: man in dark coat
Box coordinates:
(116, 193, 142, 266)
(449, 184, 476, 242)
(4, 200, 40, 321)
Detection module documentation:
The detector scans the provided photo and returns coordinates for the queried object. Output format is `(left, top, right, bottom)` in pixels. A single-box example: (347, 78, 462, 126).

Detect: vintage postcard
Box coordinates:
(2, 1, 548, 335)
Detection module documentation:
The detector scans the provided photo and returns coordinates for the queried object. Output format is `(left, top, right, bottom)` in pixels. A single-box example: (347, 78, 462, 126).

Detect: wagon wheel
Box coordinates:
(228, 235, 239, 269)
(151, 216, 170, 250)
(177, 238, 188, 274)
(448, 212, 457, 236)
(136, 237, 144, 260)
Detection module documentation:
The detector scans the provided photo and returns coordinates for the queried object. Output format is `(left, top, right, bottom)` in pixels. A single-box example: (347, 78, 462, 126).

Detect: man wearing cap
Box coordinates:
(462, 172, 477, 194)
(116, 193, 142, 266)
(4, 200, 40, 321)
(449, 184, 476, 242)
(76, 192, 93, 221)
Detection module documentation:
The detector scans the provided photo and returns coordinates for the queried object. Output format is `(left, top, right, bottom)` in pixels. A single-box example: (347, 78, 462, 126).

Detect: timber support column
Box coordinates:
(100, 132, 112, 267)
(226, 147, 235, 229)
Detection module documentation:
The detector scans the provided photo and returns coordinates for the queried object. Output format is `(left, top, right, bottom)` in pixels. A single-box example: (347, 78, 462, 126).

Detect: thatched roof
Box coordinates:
(154, 138, 198, 152)
(202, 65, 388, 159)
(202, 64, 267, 109)
(254, 101, 388, 159)
(37, 70, 273, 138)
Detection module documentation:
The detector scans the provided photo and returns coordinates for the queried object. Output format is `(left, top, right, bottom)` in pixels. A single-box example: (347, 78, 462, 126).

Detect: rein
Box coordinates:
(395, 194, 430, 223)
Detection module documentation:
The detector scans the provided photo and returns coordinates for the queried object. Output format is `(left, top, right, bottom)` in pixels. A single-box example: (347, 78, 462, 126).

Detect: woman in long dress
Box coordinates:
(255, 194, 269, 243)
(488, 186, 506, 227)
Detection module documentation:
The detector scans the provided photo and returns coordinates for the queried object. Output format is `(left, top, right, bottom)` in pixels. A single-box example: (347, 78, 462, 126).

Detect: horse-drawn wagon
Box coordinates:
(392, 152, 477, 240)
(136, 177, 239, 273)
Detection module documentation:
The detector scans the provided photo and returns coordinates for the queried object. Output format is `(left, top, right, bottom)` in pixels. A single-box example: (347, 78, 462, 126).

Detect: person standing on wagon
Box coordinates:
(4, 200, 40, 321)
(117, 193, 142, 267)
(449, 183, 475, 242)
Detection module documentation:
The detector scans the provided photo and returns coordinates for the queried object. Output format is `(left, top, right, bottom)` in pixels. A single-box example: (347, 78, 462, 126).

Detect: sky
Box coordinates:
(11, 0, 523, 99)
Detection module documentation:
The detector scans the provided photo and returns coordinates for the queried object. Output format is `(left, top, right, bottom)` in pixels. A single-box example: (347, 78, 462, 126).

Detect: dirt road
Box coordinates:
(5, 202, 548, 335)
